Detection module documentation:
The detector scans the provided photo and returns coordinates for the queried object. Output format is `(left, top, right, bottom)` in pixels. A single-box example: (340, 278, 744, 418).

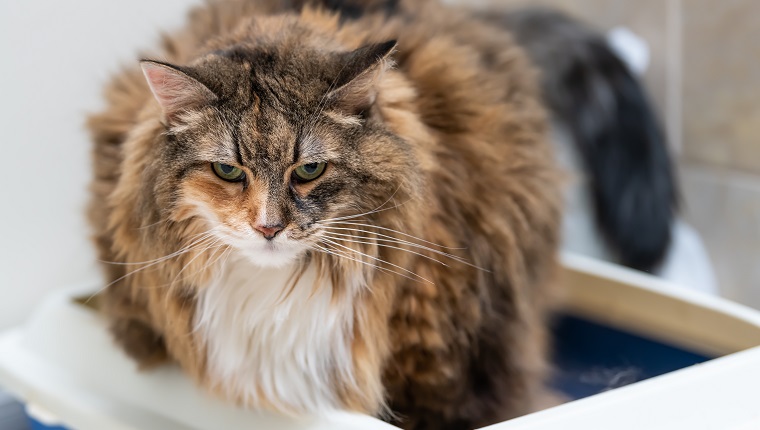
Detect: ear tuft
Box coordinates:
(140, 60, 217, 122)
(328, 40, 398, 116)
(334, 40, 397, 89)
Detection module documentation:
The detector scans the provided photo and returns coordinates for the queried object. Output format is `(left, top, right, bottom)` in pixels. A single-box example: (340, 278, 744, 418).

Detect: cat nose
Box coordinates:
(254, 224, 284, 240)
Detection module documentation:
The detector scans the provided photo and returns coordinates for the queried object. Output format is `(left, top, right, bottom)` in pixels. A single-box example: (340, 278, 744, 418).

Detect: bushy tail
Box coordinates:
(495, 8, 678, 272)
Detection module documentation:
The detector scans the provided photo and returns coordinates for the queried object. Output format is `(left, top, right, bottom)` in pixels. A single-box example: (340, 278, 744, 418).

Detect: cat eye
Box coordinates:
(211, 162, 245, 182)
(293, 162, 327, 182)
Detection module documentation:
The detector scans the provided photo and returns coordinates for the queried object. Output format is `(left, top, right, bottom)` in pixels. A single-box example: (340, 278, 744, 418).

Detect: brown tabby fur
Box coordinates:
(88, 0, 562, 428)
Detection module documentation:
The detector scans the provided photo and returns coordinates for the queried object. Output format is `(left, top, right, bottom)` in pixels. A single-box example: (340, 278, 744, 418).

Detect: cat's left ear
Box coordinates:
(327, 40, 397, 115)
(140, 60, 218, 123)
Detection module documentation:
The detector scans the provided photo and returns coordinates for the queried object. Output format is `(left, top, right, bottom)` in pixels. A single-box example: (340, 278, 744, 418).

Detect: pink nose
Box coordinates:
(254, 224, 284, 240)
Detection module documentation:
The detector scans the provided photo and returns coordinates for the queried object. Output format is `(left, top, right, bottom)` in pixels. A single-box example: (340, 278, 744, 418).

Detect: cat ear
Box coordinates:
(140, 60, 217, 122)
(328, 40, 397, 115)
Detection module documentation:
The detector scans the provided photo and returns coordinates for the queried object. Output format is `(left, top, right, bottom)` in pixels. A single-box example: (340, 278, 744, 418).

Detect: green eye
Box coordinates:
(293, 162, 327, 182)
(211, 162, 245, 182)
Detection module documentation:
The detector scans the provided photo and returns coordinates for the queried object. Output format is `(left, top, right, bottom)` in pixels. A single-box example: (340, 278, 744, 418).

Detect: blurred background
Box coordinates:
(0, 0, 758, 428)
(494, 0, 760, 309)
(1, 1, 759, 337)
(0, 0, 204, 332)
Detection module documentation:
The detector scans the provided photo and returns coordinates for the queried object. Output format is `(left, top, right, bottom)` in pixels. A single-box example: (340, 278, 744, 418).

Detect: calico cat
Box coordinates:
(88, 0, 562, 428)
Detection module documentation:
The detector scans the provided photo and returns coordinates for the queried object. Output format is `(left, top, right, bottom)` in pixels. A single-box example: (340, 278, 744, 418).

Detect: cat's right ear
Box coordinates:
(140, 60, 217, 123)
(327, 40, 398, 116)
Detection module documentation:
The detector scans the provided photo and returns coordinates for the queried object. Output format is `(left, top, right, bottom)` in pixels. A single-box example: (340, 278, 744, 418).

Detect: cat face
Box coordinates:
(141, 40, 417, 267)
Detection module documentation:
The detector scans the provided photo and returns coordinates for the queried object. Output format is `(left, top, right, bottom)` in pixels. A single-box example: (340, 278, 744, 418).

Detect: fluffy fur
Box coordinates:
(88, 1, 561, 428)
(195, 257, 361, 413)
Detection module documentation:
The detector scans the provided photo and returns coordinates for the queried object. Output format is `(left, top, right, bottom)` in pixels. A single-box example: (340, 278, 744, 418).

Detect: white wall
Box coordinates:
(0, 0, 199, 330)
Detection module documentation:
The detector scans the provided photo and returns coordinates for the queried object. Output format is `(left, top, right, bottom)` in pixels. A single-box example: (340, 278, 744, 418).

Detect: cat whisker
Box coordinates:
(100, 229, 222, 266)
(318, 186, 403, 224)
(136, 221, 161, 231)
(311, 244, 373, 276)
(319, 226, 467, 258)
(323, 202, 405, 222)
(320, 232, 450, 267)
(85, 233, 220, 303)
(196, 241, 233, 278)
(320, 238, 434, 284)
(169, 239, 225, 287)
(311, 244, 426, 285)
(135, 218, 171, 230)
(208, 243, 233, 270)
(102, 234, 218, 281)
(318, 221, 467, 251)
(140, 241, 230, 297)
(319, 225, 489, 272)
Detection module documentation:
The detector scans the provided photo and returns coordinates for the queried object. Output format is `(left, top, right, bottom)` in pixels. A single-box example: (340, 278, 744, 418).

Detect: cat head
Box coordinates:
(134, 25, 421, 269)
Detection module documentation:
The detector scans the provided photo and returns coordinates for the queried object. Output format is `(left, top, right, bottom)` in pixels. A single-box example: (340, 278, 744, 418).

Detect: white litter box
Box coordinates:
(2, 253, 760, 430)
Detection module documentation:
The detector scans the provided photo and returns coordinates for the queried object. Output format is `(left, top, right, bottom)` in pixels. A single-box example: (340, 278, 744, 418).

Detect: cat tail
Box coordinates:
(496, 8, 678, 272)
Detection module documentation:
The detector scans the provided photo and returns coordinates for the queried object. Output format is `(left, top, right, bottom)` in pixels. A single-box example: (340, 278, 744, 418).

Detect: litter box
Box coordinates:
(2, 253, 760, 430)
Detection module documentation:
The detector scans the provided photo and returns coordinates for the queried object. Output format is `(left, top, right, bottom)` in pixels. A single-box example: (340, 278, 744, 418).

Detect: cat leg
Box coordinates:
(384, 273, 553, 429)
(101, 284, 170, 369)
(109, 317, 170, 369)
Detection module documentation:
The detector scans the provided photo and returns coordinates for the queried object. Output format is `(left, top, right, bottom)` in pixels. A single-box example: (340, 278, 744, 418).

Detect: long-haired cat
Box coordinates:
(88, 0, 562, 428)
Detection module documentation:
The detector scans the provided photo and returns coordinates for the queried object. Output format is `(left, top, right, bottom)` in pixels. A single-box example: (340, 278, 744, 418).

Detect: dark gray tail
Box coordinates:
(494, 8, 678, 272)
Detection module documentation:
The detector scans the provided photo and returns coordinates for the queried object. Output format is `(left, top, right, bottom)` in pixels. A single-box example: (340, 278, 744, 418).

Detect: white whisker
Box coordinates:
(319, 227, 469, 261)
(319, 221, 463, 250)
(318, 186, 404, 223)
(311, 244, 425, 285)
(320, 238, 434, 284)
(318, 223, 489, 272)
(100, 228, 222, 266)
(169, 239, 224, 286)
(320, 232, 449, 267)
(136, 220, 166, 230)
(86, 229, 223, 303)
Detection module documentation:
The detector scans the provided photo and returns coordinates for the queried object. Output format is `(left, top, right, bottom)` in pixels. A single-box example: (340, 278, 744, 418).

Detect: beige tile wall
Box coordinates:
(471, 0, 681, 149)
(682, 0, 760, 173)
(476, 1, 760, 172)
(509, 0, 676, 144)
(681, 166, 760, 305)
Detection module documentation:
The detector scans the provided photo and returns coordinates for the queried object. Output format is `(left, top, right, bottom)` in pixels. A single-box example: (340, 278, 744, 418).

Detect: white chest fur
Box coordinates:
(195, 257, 360, 414)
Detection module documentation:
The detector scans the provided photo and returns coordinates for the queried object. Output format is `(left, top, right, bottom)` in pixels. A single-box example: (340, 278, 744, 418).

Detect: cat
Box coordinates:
(87, 0, 564, 428)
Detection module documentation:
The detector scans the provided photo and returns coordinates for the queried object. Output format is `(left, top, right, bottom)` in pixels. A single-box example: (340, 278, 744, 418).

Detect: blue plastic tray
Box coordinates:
(550, 313, 711, 400)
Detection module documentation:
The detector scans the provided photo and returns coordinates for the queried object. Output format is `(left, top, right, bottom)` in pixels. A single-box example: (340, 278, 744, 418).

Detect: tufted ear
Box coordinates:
(327, 40, 397, 116)
(140, 60, 217, 122)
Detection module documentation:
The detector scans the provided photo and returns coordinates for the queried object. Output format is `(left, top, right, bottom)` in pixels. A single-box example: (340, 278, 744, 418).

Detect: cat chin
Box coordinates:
(246, 253, 298, 268)
(237, 245, 305, 268)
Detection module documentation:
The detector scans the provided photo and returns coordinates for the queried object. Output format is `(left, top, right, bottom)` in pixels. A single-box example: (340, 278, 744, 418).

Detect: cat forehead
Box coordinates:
(189, 107, 329, 169)
(196, 46, 339, 107)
